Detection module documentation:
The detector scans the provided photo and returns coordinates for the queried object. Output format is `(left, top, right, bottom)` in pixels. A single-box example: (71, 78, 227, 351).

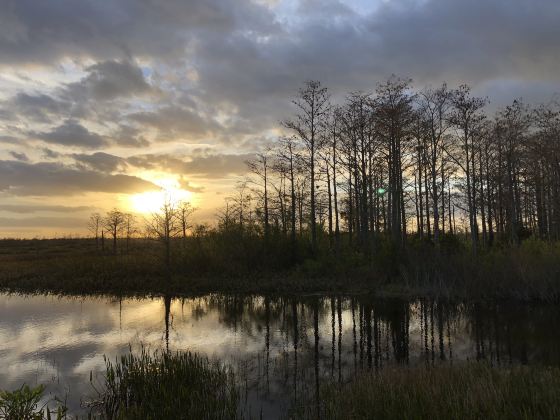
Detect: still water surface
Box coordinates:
(1, 293, 559, 417)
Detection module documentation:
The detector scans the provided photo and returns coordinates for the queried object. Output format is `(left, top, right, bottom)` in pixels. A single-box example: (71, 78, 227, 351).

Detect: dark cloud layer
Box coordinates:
(127, 152, 253, 178)
(33, 120, 108, 149)
(0, 217, 86, 228)
(0, 204, 93, 213)
(0, 160, 158, 196)
(65, 60, 152, 102)
(71, 152, 128, 172)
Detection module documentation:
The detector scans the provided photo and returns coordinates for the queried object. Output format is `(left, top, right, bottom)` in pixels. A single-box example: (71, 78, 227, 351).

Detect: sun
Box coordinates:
(129, 178, 193, 214)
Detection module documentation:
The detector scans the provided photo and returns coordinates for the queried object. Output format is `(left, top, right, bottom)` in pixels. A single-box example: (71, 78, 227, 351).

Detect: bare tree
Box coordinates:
(449, 85, 487, 254)
(145, 197, 180, 268)
(87, 212, 102, 250)
(418, 83, 453, 248)
(228, 181, 253, 230)
(275, 135, 300, 257)
(123, 213, 137, 254)
(247, 151, 271, 241)
(104, 209, 126, 254)
(177, 201, 196, 247)
(375, 76, 415, 247)
(283, 80, 330, 254)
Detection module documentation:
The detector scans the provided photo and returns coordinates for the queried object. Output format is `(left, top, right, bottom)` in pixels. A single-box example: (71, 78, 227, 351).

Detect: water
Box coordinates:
(1, 293, 559, 417)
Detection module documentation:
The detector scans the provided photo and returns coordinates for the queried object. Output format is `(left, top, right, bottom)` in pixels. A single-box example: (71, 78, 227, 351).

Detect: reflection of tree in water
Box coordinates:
(155, 294, 560, 418)
(164, 294, 171, 352)
(463, 302, 560, 367)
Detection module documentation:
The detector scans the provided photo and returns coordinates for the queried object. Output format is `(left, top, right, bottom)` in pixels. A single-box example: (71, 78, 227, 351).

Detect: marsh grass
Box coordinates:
(304, 363, 560, 420)
(96, 348, 238, 420)
(0, 384, 67, 420)
(1, 237, 560, 300)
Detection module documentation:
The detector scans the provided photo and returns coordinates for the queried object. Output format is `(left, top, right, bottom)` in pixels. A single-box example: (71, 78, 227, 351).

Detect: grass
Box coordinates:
(93, 348, 238, 420)
(0, 384, 67, 420)
(297, 363, 560, 419)
(1, 237, 559, 301)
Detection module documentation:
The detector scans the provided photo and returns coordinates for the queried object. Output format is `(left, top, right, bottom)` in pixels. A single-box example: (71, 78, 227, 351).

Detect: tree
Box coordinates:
(275, 136, 300, 258)
(123, 213, 137, 254)
(449, 85, 487, 254)
(177, 201, 196, 247)
(375, 76, 415, 247)
(104, 209, 126, 255)
(417, 83, 454, 248)
(283, 80, 330, 255)
(247, 152, 271, 241)
(87, 212, 102, 250)
(228, 181, 253, 230)
(145, 197, 180, 268)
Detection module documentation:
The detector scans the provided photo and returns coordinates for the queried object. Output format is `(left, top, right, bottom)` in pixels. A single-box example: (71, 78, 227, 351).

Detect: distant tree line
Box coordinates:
(87, 76, 560, 268)
(87, 200, 195, 265)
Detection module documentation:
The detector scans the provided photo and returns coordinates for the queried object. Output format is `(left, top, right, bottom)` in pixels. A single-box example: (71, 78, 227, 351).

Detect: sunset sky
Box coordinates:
(1, 0, 559, 237)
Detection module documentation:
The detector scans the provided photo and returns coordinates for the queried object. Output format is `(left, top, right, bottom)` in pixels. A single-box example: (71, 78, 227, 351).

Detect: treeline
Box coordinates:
(86, 76, 560, 274)
(87, 201, 195, 265)
(229, 77, 560, 257)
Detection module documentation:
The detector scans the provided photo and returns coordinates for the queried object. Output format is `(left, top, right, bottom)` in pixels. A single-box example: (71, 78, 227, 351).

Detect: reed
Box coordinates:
(308, 363, 560, 420)
(0, 384, 67, 420)
(97, 348, 238, 420)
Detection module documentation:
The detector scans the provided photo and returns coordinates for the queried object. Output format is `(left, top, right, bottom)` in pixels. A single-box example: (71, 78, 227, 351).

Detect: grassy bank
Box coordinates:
(1, 237, 559, 300)
(299, 364, 560, 419)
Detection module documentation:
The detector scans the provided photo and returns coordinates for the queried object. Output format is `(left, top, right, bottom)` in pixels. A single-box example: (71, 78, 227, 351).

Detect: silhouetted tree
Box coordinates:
(145, 197, 180, 268)
(87, 212, 102, 250)
(283, 80, 330, 255)
(104, 208, 126, 254)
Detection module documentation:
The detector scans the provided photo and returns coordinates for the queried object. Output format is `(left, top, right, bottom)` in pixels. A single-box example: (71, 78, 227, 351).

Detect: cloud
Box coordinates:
(178, 178, 206, 193)
(64, 60, 153, 102)
(182, 153, 254, 178)
(1, 93, 69, 123)
(0, 217, 86, 228)
(110, 125, 150, 148)
(0, 204, 93, 213)
(127, 152, 253, 178)
(0, 0, 273, 65)
(71, 152, 128, 172)
(9, 151, 28, 161)
(33, 120, 107, 149)
(0, 160, 159, 196)
(41, 148, 62, 159)
(128, 105, 221, 140)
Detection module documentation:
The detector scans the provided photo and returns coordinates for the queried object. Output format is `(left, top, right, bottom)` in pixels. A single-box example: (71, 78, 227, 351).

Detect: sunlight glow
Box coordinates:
(129, 178, 193, 214)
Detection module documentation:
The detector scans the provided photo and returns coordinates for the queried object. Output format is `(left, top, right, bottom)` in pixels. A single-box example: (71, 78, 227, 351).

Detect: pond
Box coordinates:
(1, 293, 559, 418)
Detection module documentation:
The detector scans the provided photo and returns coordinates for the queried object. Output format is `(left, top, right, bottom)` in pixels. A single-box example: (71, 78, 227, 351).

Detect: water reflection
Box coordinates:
(1, 293, 559, 418)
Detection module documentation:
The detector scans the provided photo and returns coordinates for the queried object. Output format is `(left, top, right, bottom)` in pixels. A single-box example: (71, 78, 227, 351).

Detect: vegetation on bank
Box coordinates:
(91, 349, 238, 420)
(7, 362, 560, 419)
(297, 363, 560, 419)
(0, 235, 559, 300)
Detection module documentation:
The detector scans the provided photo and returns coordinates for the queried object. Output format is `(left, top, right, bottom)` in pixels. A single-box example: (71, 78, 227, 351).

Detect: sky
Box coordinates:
(1, 0, 559, 237)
